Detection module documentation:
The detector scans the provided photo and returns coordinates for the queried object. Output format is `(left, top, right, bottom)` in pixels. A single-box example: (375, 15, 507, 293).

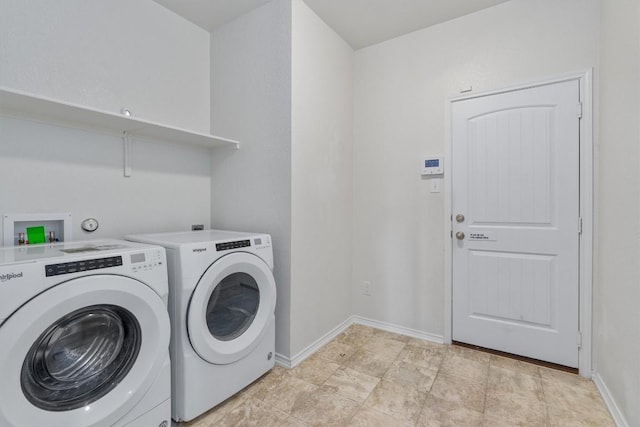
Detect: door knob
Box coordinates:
(455, 214, 465, 223)
(455, 231, 465, 240)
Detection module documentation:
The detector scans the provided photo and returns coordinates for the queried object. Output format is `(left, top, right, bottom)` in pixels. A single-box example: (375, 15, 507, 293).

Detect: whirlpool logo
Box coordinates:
(192, 248, 207, 253)
(0, 272, 23, 283)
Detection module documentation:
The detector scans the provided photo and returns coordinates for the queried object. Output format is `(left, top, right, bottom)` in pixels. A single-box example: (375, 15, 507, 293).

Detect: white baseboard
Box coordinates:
(275, 316, 354, 368)
(274, 352, 292, 368)
(275, 316, 444, 369)
(351, 316, 444, 344)
(592, 373, 630, 427)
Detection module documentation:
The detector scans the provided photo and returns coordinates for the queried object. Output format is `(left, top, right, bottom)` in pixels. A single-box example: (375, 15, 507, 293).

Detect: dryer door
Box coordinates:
(188, 252, 276, 365)
(0, 275, 170, 427)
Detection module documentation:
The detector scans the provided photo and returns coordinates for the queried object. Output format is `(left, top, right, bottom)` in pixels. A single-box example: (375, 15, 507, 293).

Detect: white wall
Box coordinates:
(290, 0, 354, 356)
(352, 0, 599, 335)
(596, 0, 640, 425)
(0, 0, 213, 242)
(0, 0, 210, 133)
(0, 118, 212, 241)
(210, 0, 293, 357)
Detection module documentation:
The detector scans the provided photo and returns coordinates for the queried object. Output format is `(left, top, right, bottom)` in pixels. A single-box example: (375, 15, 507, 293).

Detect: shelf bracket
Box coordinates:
(123, 131, 132, 177)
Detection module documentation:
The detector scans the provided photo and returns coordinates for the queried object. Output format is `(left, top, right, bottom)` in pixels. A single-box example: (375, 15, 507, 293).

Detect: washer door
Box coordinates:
(188, 252, 276, 365)
(0, 275, 169, 427)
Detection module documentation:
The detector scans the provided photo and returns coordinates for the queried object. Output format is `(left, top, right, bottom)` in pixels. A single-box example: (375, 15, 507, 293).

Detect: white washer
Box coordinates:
(0, 240, 171, 427)
(126, 230, 276, 422)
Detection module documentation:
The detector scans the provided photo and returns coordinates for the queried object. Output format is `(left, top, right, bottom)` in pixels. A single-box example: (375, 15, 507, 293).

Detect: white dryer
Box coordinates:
(126, 230, 276, 422)
(0, 240, 171, 427)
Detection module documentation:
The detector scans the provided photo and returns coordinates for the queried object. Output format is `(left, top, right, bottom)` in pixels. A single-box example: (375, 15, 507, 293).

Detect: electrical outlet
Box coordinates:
(363, 281, 372, 296)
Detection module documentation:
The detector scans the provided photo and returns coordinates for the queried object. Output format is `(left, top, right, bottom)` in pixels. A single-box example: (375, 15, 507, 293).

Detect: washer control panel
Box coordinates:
(45, 256, 123, 277)
(130, 250, 164, 273)
(44, 249, 165, 277)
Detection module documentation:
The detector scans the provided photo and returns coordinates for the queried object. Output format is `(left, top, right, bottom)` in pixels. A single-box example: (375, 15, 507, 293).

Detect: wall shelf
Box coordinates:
(0, 87, 240, 149)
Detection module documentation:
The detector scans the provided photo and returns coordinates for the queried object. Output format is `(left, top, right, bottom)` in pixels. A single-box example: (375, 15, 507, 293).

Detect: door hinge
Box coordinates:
(578, 217, 583, 235)
(577, 102, 583, 119)
(577, 331, 582, 348)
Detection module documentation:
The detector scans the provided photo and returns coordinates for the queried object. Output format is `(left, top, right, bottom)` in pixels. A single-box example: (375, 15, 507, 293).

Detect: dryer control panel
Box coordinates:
(215, 236, 271, 252)
(216, 240, 251, 251)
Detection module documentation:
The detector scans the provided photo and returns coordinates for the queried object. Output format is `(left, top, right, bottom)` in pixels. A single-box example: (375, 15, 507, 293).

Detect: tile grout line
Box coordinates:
(481, 354, 493, 424)
(340, 330, 416, 426)
(412, 342, 449, 426)
(539, 368, 554, 426)
(377, 333, 430, 426)
(390, 338, 422, 426)
(329, 328, 374, 426)
(350, 330, 373, 425)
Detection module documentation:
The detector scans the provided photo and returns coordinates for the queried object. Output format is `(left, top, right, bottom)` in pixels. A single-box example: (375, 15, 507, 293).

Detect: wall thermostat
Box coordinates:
(421, 157, 444, 176)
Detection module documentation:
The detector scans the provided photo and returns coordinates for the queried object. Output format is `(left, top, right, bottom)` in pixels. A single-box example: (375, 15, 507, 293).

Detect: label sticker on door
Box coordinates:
(468, 232, 496, 241)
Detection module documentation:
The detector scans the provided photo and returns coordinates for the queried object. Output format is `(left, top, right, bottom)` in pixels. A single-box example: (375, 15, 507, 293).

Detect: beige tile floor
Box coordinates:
(182, 325, 615, 427)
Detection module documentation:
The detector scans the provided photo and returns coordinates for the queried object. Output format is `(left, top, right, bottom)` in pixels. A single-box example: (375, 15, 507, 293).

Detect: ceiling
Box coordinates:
(154, 0, 511, 49)
(154, 0, 272, 34)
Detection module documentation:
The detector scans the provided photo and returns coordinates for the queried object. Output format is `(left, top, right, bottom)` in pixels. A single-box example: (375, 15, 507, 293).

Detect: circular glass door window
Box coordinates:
(21, 305, 141, 411)
(206, 272, 260, 341)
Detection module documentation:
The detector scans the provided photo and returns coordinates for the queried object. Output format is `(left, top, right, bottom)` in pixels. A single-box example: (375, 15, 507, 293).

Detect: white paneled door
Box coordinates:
(451, 80, 580, 368)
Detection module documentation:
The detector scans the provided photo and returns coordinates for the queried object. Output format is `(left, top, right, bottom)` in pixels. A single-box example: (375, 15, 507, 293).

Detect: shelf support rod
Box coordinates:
(123, 131, 132, 177)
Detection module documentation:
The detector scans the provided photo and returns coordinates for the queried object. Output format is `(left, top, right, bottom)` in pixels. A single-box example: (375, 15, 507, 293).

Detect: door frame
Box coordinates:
(443, 70, 594, 377)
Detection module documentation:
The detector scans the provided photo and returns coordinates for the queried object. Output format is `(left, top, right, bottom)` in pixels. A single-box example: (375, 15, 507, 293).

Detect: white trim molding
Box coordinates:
(352, 316, 444, 344)
(593, 373, 630, 427)
(275, 316, 444, 369)
(275, 316, 353, 368)
(443, 70, 595, 378)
